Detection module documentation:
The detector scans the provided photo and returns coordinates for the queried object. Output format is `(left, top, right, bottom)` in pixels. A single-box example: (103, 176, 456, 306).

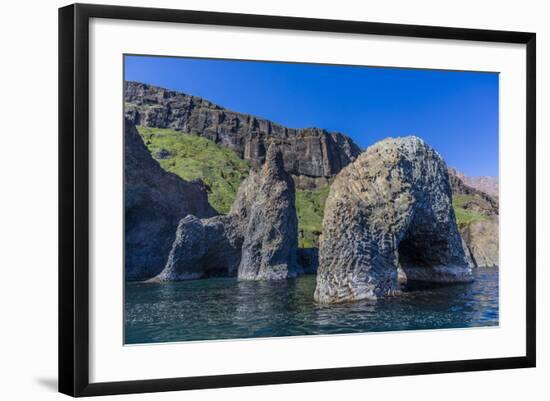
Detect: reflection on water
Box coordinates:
(125, 268, 499, 344)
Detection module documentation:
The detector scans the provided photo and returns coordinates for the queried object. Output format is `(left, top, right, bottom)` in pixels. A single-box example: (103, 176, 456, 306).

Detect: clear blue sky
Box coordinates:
(125, 55, 499, 177)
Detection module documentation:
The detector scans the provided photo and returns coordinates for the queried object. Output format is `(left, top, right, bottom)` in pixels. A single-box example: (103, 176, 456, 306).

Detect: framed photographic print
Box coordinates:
(58, 3, 536, 397)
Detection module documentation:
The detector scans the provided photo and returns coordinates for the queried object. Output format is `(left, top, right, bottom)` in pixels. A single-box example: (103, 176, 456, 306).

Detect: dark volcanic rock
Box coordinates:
(237, 145, 300, 280)
(154, 148, 171, 159)
(125, 81, 362, 188)
(151, 144, 299, 281)
(315, 136, 473, 304)
(124, 119, 216, 280)
(152, 214, 244, 281)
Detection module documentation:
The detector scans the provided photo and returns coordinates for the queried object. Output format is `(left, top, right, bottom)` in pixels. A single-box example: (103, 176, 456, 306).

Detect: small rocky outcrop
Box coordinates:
(151, 144, 299, 281)
(124, 120, 216, 281)
(460, 216, 499, 267)
(152, 214, 244, 281)
(124, 81, 361, 189)
(315, 136, 474, 304)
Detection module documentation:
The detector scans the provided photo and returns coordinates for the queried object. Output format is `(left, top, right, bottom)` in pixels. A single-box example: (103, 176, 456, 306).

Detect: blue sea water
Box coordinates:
(124, 268, 499, 344)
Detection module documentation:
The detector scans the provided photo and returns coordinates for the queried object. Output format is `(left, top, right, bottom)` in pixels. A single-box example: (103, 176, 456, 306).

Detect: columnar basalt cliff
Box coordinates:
(124, 120, 216, 281)
(314, 136, 474, 304)
(152, 144, 300, 281)
(124, 81, 362, 189)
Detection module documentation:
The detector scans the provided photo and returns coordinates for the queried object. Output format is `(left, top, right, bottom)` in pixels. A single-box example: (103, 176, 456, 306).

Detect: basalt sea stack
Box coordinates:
(314, 136, 473, 304)
(152, 143, 299, 281)
(237, 143, 300, 280)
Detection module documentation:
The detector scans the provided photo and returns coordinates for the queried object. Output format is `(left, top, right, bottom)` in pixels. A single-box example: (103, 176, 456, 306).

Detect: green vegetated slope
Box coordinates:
(137, 126, 250, 214)
(296, 186, 330, 248)
(452, 194, 489, 227)
(136, 124, 481, 248)
(137, 125, 328, 247)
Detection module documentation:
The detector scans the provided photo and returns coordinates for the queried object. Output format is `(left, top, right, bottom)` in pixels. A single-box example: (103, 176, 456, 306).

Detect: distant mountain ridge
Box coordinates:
(448, 167, 499, 198)
(124, 81, 362, 189)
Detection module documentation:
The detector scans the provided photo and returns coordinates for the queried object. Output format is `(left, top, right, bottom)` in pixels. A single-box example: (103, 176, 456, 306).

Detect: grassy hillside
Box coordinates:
(137, 125, 328, 247)
(452, 194, 489, 227)
(296, 186, 330, 248)
(137, 126, 250, 214)
(135, 126, 479, 249)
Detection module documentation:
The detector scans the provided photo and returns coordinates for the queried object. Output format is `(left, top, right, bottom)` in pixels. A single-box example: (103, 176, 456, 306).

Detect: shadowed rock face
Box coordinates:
(152, 215, 244, 281)
(314, 136, 474, 304)
(124, 120, 216, 281)
(124, 81, 361, 189)
(151, 144, 299, 281)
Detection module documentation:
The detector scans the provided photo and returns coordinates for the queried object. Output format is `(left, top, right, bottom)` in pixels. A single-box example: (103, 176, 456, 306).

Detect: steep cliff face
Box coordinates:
(151, 144, 299, 281)
(125, 120, 216, 280)
(124, 81, 361, 189)
(315, 137, 473, 304)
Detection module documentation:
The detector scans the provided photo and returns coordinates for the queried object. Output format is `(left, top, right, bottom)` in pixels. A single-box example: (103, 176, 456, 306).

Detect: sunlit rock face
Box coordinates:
(314, 136, 474, 304)
(460, 216, 499, 268)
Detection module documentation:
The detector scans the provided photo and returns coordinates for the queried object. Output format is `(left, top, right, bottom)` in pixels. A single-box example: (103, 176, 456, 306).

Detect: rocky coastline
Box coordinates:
(124, 83, 499, 305)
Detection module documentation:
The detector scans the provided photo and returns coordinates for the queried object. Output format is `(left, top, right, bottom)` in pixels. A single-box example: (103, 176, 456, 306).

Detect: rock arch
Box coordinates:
(314, 136, 473, 304)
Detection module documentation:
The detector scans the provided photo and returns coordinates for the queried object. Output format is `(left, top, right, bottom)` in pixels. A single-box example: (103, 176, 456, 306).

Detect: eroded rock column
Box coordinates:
(151, 143, 300, 281)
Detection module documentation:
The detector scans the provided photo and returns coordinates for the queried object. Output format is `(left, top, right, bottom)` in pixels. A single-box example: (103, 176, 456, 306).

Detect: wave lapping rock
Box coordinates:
(125, 81, 361, 189)
(152, 144, 299, 281)
(314, 136, 474, 304)
(124, 120, 216, 280)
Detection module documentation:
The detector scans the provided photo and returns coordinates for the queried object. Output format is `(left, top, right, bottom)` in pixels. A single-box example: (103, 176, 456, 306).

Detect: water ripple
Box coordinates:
(125, 268, 499, 344)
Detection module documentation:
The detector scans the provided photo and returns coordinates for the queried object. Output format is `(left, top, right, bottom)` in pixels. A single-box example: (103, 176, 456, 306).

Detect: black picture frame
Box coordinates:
(59, 3, 536, 397)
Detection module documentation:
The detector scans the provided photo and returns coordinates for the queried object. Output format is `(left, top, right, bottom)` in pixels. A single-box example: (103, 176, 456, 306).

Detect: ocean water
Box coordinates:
(124, 268, 499, 344)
